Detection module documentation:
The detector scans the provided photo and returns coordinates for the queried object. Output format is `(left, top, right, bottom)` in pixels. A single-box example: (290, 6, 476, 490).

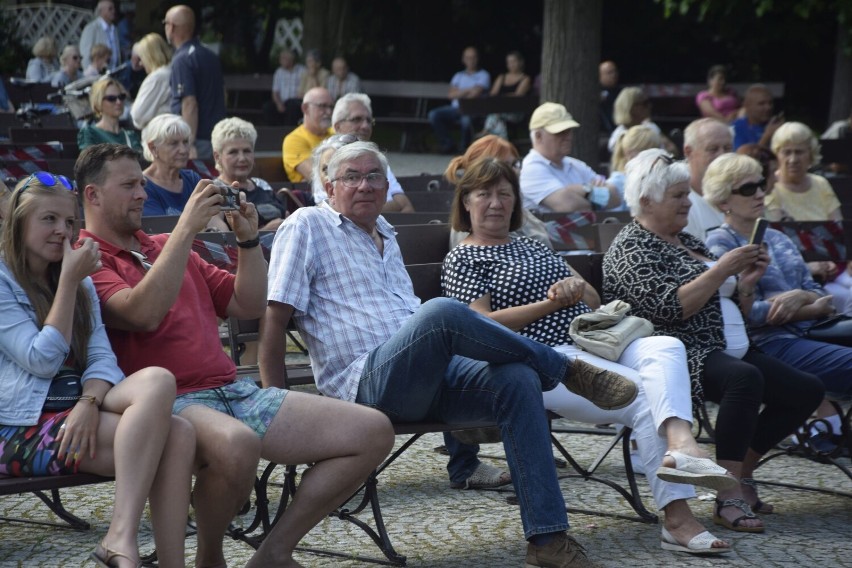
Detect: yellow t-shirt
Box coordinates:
(764, 174, 840, 221)
(282, 125, 333, 182)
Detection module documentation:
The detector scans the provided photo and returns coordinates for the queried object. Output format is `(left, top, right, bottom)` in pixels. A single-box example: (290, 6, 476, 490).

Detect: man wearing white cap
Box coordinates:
(521, 102, 620, 213)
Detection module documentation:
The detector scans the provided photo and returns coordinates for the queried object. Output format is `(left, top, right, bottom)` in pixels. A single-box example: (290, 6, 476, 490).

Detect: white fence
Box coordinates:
(3, 3, 90, 49)
(273, 18, 303, 55)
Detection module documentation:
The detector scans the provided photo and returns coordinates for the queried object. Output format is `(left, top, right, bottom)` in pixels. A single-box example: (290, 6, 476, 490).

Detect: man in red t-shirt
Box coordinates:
(76, 143, 393, 567)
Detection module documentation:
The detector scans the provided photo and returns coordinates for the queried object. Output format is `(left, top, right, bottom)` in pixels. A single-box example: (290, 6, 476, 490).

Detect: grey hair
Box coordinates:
(332, 93, 373, 127)
(211, 117, 257, 154)
(141, 114, 191, 162)
(310, 133, 363, 202)
(703, 153, 763, 207)
(325, 141, 388, 185)
(624, 148, 690, 217)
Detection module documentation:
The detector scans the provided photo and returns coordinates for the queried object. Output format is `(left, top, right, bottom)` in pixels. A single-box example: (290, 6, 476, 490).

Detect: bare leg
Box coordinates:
(80, 367, 183, 568)
(663, 499, 729, 549)
(178, 405, 262, 568)
(246, 392, 394, 567)
(148, 416, 196, 568)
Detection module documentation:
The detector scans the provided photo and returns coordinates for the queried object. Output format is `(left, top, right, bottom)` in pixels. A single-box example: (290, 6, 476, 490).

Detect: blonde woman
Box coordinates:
(607, 125, 663, 211)
(130, 33, 173, 130)
(77, 78, 142, 152)
(0, 172, 194, 567)
(26, 36, 59, 83)
(49, 45, 83, 88)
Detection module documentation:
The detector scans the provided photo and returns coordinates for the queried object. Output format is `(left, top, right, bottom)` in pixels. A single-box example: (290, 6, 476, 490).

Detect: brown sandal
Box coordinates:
(90, 541, 141, 567)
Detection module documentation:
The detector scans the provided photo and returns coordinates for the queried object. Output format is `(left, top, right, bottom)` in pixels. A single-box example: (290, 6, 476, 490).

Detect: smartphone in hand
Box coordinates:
(749, 218, 769, 246)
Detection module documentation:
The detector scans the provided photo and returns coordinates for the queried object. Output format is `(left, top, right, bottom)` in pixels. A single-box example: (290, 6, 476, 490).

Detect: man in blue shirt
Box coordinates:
(732, 84, 784, 150)
(164, 5, 226, 160)
(428, 46, 490, 154)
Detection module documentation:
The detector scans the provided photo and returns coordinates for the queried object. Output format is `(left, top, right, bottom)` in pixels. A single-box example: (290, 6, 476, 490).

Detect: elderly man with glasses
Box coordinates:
(282, 86, 334, 182)
(331, 93, 415, 212)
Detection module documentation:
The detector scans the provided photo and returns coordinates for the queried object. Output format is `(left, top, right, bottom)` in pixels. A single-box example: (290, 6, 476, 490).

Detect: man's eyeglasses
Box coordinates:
(331, 172, 387, 189)
(12, 171, 75, 210)
(341, 116, 375, 127)
(103, 93, 128, 103)
(730, 178, 766, 197)
(308, 102, 334, 112)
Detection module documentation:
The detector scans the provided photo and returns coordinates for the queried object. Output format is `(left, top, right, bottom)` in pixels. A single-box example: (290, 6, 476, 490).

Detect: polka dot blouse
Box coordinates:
(442, 236, 592, 347)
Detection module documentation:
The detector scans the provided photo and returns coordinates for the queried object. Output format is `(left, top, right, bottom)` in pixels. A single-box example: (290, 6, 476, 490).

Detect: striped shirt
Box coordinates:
(267, 202, 420, 401)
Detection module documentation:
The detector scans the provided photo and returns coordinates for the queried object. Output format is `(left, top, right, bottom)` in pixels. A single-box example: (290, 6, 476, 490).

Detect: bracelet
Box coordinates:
(78, 395, 100, 407)
(237, 236, 260, 249)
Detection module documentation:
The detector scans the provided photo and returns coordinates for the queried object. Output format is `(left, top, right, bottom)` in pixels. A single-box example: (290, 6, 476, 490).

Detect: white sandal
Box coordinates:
(450, 462, 511, 490)
(656, 450, 738, 490)
(661, 527, 731, 555)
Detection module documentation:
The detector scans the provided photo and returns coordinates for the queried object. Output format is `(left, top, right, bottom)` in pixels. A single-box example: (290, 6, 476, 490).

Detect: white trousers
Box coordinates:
(544, 336, 695, 510)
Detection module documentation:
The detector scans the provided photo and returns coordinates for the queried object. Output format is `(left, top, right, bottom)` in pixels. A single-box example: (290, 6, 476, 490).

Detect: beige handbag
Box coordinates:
(568, 300, 654, 361)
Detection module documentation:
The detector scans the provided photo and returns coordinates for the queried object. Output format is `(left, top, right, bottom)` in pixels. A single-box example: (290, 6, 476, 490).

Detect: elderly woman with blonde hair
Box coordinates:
(49, 45, 83, 87)
(704, 152, 852, 456)
(211, 117, 287, 231)
(26, 36, 59, 83)
(77, 78, 142, 153)
(607, 87, 664, 152)
(130, 33, 173, 130)
(765, 121, 852, 311)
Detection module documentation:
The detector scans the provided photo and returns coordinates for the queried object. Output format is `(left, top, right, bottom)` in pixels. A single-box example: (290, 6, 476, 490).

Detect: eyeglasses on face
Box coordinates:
(342, 116, 375, 126)
(103, 93, 128, 103)
(730, 178, 766, 197)
(331, 172, 387, 189)
(308, 102, 334, 112)
(12, 171, 75, 210)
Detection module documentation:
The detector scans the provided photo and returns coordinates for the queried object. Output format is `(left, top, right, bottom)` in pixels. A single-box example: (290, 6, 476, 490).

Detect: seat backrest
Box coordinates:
(395, 223, 450, 264)
(382, 212, 448, 226)
(404, 191, 454, 212)
(405, 263, 443, 302)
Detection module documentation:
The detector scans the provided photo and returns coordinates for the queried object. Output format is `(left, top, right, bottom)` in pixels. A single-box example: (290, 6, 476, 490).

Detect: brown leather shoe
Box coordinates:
(562, 358, 637, 411)
(525, 532, 602, 567)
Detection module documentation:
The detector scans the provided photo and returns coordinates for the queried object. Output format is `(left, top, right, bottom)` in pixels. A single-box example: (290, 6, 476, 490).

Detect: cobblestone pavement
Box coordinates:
(0, 411, 849, 567)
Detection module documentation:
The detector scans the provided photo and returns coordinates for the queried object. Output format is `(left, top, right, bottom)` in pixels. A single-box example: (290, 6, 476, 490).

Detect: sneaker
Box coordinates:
(525, 532, 602, 567)
(562, 358, 638, 411)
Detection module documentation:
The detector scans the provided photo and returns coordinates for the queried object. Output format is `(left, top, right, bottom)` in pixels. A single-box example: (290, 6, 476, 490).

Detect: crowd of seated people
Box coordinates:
(4, 14, 852, 566)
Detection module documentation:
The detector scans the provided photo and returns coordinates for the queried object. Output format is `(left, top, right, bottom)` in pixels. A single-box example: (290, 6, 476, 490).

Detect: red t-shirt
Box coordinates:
(79, 230, 237, 395)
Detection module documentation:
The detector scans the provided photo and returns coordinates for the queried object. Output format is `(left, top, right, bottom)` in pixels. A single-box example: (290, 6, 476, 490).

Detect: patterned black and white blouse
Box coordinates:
(603, 220, 736, 405)
(442, 236, 592, 347)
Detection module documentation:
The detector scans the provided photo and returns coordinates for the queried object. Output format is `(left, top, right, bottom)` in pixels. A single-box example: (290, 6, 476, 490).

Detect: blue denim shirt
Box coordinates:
(705, 224, 827, 345)
(0, 260, 124, 425)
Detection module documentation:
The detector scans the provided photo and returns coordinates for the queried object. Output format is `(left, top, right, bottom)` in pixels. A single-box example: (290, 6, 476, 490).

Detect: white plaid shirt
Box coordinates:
(267, 202, 420, 401)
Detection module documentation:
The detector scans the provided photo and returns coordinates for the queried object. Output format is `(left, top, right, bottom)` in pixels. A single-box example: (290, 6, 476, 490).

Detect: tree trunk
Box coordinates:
(828, 21, 852, 124)
(541, 0, 602, 166)
(302, 0, 329, 55)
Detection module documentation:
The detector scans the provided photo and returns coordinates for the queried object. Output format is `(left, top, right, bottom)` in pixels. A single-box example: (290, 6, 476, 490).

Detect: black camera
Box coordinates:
(213, 179, 241, 210)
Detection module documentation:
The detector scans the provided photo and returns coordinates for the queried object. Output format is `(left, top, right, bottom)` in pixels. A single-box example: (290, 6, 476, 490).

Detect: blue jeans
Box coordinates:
(356, 297, 570, 538)
(428, 105, 472, 152)
(757, 335, 852, 398)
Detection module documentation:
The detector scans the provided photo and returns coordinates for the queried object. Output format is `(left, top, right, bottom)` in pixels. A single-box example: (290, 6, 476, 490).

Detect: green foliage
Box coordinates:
(0, 10, 31, 76)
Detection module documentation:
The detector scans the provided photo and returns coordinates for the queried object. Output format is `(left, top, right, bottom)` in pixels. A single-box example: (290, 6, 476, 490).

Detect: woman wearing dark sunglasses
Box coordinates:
(77, 77, 143, 154)
(705, 153, 852, 457)
(0, 172, 194, 567)
(604, 149, 824, 534)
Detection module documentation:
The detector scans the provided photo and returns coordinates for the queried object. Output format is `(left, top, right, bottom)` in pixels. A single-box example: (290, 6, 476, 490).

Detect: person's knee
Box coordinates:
(131, 366, 177, 404)
(359, 407, 395, 456)
(419, 297, 468, 321)
(199, 426, 261, 480)
(169, 415, 197, 455)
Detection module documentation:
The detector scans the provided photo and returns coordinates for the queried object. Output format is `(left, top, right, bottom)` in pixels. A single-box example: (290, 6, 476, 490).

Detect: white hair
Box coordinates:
(624, 148, 690, 217)
(332, 93, 373, 127)
(141, 114, 191, 162)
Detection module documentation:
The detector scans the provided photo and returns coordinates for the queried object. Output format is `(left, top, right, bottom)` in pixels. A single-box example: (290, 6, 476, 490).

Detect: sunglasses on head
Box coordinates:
(731, 178, 766, 197)
(103, 93, 128, 103)
(12, 171, 75, 210)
